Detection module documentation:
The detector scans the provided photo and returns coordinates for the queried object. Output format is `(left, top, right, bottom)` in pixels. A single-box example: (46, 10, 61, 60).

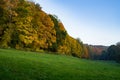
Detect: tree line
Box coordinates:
(0, 0, 84, 57)
(83, 43, 120, 63)
(100, 42, 120, 63)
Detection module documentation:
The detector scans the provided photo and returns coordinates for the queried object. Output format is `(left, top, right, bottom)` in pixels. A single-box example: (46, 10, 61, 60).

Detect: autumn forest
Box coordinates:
(0, 0, 120, 63)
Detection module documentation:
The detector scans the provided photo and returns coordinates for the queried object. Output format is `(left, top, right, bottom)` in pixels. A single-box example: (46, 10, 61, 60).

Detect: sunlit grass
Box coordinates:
(0, 48, 120, 80)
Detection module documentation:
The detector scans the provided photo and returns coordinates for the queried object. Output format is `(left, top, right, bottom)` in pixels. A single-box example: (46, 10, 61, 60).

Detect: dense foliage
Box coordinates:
(83, 43, 120, 63)
(0, 0, 84, 57)
(83, 44, 107, 59)
(100, 43, 120, 63)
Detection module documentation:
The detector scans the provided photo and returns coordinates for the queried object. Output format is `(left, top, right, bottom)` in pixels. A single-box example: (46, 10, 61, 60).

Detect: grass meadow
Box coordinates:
(0, 48, 120, 80)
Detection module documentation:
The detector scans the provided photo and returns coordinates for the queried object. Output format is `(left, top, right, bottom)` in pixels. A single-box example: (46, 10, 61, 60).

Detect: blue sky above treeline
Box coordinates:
(33, 0, 120, 46)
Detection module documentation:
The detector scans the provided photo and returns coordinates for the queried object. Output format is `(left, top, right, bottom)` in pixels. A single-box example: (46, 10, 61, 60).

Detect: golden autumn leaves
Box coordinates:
(0, 0, 85, 57)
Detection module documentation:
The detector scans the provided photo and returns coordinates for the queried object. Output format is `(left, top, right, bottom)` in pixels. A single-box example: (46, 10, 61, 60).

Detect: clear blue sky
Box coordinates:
(33, 0, 120, 46)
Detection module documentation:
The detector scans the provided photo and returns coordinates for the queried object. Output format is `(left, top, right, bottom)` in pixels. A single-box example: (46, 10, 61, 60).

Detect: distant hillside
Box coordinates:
(100, 43, 120, 63)
(82, 44, 108, 59)
(0, 0, 84, 57)
(88, 45, 108, 55)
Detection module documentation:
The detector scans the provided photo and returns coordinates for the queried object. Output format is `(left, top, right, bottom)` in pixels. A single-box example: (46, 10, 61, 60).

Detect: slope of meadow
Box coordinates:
(0, 49, 120, 80)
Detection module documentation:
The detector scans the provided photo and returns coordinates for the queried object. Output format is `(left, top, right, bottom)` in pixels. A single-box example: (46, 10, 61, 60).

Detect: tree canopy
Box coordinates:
(0, 0, 84, 58)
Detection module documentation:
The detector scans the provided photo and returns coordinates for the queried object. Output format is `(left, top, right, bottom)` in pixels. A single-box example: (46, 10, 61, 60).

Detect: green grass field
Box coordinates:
(0, 49, 120, 80)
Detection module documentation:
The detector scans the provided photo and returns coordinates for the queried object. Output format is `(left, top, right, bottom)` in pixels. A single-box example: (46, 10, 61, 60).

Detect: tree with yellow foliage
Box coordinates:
(0, 0, 85, 58)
